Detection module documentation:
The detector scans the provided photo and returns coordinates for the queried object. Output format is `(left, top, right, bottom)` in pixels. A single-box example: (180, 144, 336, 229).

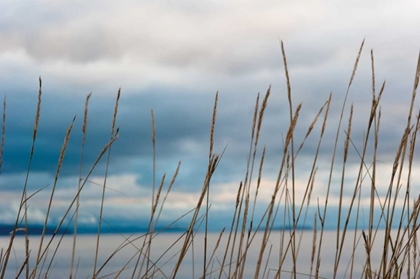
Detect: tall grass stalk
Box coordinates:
(70, 92, 91, 279)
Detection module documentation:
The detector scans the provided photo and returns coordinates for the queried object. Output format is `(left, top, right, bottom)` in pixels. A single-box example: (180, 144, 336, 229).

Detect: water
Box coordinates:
(0, 229, 412, 278)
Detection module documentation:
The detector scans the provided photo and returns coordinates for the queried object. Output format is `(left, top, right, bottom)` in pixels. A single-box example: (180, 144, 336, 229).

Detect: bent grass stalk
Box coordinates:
(1, 78, 41, 279)
(93, 89, 120, 278)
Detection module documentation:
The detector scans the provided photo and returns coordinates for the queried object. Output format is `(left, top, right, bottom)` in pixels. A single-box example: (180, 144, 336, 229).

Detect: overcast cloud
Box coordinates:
(0, 0, 419, 231)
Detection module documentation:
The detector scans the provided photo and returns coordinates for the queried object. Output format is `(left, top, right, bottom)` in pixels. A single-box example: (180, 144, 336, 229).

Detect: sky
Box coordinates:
(0, 0, 420, 232)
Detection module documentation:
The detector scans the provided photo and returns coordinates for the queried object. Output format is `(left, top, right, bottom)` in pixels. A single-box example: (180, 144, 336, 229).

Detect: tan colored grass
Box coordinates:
(93, 88, 121, 278)
(0, 96, 6, 174)
(2, 43, 420, 279)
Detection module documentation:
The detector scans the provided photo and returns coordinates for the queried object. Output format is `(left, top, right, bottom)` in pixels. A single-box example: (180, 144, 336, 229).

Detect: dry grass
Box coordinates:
(1, 43, 420, 279)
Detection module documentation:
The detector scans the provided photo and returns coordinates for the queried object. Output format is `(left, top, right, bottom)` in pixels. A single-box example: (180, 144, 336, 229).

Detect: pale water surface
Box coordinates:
(0, 229, 409, 278)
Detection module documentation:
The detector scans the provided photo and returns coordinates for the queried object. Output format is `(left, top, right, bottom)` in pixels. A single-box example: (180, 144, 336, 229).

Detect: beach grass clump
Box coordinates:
(1, 41, 420, 278)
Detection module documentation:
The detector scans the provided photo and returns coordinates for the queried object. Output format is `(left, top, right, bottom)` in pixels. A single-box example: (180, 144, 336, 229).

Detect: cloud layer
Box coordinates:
(0, 0, 419, 230)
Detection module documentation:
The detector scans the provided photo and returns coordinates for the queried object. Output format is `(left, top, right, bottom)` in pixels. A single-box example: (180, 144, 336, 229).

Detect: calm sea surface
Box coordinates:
(0, 229, 410, 278)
